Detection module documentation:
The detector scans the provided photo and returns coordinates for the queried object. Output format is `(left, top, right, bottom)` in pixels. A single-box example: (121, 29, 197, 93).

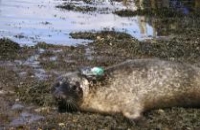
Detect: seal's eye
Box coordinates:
(71, 85, 77, 91)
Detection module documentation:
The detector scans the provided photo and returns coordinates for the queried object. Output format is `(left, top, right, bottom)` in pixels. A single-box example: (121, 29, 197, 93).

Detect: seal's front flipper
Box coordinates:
(123, 110, 146, 126)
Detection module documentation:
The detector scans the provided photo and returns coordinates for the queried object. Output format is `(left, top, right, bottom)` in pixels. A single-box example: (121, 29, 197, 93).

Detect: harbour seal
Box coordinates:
(52, 59, 200, 120)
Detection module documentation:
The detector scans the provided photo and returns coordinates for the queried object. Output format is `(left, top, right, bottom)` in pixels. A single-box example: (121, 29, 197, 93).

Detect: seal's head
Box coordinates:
(52, 72, 90, 112)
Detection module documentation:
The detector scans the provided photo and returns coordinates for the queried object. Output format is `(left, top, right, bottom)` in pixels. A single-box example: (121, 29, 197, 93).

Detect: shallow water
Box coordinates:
(0, 0, 155, 46)
(10, 111, 44, 127)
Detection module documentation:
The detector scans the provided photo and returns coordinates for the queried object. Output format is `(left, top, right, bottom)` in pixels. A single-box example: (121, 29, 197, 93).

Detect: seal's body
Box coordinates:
(52, 59, 200, 120)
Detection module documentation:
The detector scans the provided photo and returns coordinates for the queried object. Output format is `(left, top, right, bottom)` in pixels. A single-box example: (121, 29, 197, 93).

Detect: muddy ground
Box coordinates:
(1, 2, 200, 130)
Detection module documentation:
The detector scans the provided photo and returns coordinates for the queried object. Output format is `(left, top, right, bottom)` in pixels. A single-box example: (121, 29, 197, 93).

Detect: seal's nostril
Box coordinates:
(55, 82, 60, 87)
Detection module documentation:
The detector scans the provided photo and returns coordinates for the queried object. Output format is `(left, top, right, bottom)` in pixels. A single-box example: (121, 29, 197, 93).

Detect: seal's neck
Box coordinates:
(80, 78, 90, 100)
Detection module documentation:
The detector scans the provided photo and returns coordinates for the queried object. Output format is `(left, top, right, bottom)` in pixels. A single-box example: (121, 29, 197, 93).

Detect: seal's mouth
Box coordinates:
(54, 90, 81, 113)
(57, 98, 79, 113)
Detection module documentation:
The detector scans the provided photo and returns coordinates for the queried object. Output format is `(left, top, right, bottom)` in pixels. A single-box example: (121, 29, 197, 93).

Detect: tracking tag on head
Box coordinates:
(91, 67, 104, 76)
(80, 67, 104, 80)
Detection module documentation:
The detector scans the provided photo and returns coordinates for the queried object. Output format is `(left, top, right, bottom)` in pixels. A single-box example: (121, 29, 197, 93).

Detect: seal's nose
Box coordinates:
(53, 89, 66, 99)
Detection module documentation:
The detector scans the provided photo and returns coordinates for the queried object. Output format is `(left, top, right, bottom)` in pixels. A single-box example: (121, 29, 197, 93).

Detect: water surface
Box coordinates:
(0, 0, 154, 46)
